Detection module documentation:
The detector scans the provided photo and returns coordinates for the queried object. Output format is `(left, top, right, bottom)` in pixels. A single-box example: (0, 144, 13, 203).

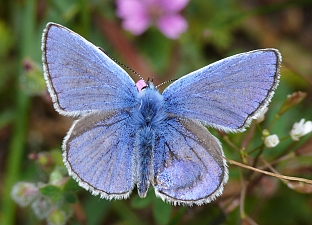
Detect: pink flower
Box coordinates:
(116, 0, 189, 39)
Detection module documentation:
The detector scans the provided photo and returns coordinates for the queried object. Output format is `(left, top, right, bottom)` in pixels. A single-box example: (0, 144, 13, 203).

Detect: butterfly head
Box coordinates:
(136, 79, 156, 92)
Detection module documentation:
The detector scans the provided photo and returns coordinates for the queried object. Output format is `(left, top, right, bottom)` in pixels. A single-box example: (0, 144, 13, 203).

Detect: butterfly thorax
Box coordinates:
(136, 82, 166, 129)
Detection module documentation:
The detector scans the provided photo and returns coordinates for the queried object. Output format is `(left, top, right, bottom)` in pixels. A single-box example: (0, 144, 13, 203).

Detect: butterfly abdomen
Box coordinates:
(135, 126, 154, 197)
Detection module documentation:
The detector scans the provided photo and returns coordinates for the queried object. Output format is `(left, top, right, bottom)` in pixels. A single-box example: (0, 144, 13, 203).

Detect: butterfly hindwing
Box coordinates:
(42, 23, 138, 116)
(163, 49, 281, 132)
(153, 117, 228, 205)
(63, 110, 135, 199)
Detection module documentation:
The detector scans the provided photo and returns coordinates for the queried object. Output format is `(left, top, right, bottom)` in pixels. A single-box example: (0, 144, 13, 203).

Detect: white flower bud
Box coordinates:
(264, 134, 280, 148)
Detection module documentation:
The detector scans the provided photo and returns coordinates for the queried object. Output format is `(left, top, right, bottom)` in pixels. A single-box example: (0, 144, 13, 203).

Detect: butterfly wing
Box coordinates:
(63, 110, 135, 199)
(153, 117, 228, 206)
(42, 23, 138, 116)
(163, 49, 281, 132)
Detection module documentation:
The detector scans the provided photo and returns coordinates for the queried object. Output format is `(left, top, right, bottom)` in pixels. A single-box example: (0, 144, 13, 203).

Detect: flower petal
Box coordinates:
(116, 0, 146, 18)
(116, 0, 151, 35)
(122, 15, 151, 35)
(156, 14, 188, 39)
(302, 121, 312, 135)
(159, 0, 189, 12)
(289, 118, 312, 141)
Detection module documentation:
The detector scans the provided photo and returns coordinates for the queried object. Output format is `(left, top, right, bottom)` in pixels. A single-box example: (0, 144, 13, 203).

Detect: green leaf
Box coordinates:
(63, 178, 81, 192)
(84, 197, 111, 225)
(153, 197, 172, 225)
(63, 192, 78, 204)
(39, 185, 62, 202)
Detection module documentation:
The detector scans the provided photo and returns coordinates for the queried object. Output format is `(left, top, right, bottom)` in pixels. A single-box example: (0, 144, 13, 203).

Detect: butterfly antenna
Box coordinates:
(156, 79, 177, 89)
(98, 47, 144, 81)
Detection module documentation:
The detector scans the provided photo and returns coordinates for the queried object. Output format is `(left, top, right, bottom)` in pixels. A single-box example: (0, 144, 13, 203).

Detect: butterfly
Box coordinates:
(42, 22, 281, 206)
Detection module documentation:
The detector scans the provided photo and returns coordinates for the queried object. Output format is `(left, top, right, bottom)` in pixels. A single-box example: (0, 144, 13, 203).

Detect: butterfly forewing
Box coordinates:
(163, 49, 281, 132)
(42, 23, 138, 116)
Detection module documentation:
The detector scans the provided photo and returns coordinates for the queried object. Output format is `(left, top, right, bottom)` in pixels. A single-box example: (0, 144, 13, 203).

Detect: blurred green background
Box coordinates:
(1, 0, 312, 224)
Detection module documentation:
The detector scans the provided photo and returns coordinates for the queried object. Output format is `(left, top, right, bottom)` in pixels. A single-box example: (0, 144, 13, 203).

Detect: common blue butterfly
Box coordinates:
(42, 22, 281, 206)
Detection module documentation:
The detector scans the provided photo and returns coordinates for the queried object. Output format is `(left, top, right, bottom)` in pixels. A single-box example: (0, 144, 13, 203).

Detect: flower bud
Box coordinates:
(264, 134, 280, 148)
(31, 196, 53, 219)
(11, 182, 38, 207)
(47, 208, 67, 225)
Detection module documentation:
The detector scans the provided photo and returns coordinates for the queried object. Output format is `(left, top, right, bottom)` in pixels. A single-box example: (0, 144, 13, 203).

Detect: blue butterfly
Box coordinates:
(42, 22, 281, 206)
